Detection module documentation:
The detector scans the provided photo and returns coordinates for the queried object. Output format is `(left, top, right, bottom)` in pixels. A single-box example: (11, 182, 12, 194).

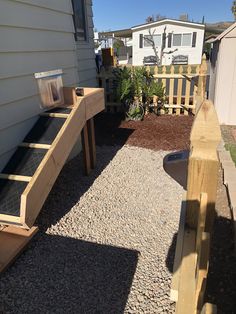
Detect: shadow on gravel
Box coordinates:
(165, 214, 236, 313)
(1, 235, 139, 313)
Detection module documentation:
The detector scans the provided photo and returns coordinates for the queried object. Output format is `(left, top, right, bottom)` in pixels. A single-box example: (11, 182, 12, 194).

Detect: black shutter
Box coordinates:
(192, 32, 197, 47)
(139, 34, 143, 48)
(162, 33, 167, 49)
(168, 33, 172, 48)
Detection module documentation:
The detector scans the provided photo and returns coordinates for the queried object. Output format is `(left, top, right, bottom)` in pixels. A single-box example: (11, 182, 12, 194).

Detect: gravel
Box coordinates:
(0, 145, 183, 314)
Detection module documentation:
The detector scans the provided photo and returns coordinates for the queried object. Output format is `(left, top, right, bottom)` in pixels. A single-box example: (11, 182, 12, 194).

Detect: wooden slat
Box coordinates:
(176, 66, 183, 115)
(196, 193, 208, 253)
(170, 193, 187, 301)
(0, 174, 31, 182)
(161, 66, 167, 115)
(184, 65, 191, 115)
(0, 214, 21, 224)
(0, 226, 38, 273)
(40, 112, 69, 118)
(176, 229, 197, 314)
(20, 143, 51, 149)
(168, 65, 175, 115)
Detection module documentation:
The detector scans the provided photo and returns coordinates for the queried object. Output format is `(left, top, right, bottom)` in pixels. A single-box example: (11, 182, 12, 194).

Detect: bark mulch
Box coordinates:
(95, 113, 194, 151)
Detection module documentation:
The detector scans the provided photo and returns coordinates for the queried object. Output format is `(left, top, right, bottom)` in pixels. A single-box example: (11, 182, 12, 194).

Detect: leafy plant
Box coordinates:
(114, 66, 165, 120)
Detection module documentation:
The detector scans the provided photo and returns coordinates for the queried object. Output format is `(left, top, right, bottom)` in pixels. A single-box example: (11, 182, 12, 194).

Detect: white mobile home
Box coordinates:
(131, 19, 205, 66)
(0, 0, 96, 171)
(209, 22, 236, 125)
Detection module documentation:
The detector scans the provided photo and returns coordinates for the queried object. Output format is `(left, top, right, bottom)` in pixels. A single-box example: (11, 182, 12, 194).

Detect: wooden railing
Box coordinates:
(97, 55, 208, 115)
(170, 100, 221, 313)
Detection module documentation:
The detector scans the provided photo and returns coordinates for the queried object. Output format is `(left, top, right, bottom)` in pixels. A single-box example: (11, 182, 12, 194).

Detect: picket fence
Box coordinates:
(97, 55, 208, 115)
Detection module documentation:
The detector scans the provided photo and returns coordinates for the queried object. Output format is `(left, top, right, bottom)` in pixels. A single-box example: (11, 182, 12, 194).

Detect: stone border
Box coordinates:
(218, 140, 236, 253)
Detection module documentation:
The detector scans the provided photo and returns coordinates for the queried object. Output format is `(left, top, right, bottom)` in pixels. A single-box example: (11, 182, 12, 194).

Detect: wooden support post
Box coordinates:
(87, 118, 96, 169)
(186, 100, 221, 231)
(196, 54, 208, 112)
(81, 122, 91, 176)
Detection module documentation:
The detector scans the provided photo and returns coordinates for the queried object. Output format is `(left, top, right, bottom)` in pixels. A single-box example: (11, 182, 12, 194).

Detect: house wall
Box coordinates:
(213, 37, 236, 125)
(0, 0, 79, 171)
(76, 0, 97, 87)
(132, 23, 205, 66)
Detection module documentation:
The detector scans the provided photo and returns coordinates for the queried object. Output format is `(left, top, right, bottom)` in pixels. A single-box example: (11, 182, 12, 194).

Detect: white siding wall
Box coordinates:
(214, 37, 236, 125)
(132, 23, 205, 66)
(0, 0, 79, 171)
(76, 0, 97, 87)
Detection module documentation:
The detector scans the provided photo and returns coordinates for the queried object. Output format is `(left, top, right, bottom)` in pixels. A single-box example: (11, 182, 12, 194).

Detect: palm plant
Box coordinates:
(232, 1, 236, 20)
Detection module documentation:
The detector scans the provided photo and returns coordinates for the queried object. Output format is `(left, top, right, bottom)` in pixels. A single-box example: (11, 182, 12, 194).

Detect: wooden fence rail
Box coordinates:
(170, 100, 221, 313)
(97, 55, 208, 115)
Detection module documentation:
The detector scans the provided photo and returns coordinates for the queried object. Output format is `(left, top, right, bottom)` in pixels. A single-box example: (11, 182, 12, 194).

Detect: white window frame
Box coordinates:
(143, 34, 162, 48)
(172, 33, 193, 47)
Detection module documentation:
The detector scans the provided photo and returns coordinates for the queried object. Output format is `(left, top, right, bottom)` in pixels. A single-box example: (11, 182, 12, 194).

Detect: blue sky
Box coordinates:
(93, 0, 234, 31)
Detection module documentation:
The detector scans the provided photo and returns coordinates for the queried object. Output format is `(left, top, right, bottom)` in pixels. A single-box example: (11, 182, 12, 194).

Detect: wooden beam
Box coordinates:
(186, 100, 221, 230)
(170, 194, 187, 302)
(0, 226, 38, 273)
(0, 174, 31, 182)
(0, 214, 21, 224)
(81, 121, 91, 176)
(176, 229, 197, 314)
(20, 143, 51, 149)
(87, 118, 96, 169)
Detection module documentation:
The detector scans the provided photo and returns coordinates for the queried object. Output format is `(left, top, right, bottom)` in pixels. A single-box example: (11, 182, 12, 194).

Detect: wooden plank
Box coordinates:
(186, 101, 221, 230)
(0, 226, 38, 273)
(170, 193, 187, 301)
(0, 214, 21, 225)
(168, 65, 175, 115)
(20, 88, 104, 228)
(87, 118, 96, 169)
(20, 143, 51, 149)
(184, 65, 191, 116)
(176, 66, 183, 115)
(0, 174, 31, 182)
(196, 232, 211, 311)
(81, 121, 91, 176)
(176, 228, 197, 314)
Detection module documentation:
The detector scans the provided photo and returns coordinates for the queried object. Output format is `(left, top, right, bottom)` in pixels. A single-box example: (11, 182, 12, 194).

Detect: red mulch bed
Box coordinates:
(95, 113, 194, 151)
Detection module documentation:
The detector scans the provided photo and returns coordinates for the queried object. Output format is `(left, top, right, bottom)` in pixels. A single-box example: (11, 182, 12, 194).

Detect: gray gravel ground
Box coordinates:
(0, 145, 183, 314)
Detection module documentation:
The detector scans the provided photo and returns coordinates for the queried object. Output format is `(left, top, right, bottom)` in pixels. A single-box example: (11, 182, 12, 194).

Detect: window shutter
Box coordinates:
(192, 32, 197, 47)
(139, 34, 143, 48)
(168, 33, 172, 48)
(162, 33, 167, 49)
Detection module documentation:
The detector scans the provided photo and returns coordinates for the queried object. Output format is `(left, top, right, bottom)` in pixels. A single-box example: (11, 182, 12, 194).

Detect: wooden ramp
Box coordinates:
(0, 87, 104, 229)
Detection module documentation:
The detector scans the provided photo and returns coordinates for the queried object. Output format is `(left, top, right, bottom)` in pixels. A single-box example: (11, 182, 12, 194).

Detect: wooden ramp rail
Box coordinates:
(0, 87, 104, 229)
(170, 100, 221, 314)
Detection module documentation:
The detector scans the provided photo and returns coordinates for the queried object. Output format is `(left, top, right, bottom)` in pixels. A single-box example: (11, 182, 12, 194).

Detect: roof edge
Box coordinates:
(131, 18, 205, 31)
(214, 22, 236, 41)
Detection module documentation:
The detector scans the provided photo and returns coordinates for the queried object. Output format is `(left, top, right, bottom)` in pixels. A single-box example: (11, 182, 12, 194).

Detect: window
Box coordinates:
(182, 33, 192, 46)
(173, 33, 192, 47)
(71, 0, 87, 41)
(173, 34, 182, 46)
(144, 34, 162, 47)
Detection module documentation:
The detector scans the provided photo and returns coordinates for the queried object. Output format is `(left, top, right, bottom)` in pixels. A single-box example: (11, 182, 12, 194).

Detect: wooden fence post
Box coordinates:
(186, 100, 221, 231)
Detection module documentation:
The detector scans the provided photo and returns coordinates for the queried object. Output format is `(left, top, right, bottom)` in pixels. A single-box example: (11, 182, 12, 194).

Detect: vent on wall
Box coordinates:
(35, 69, 64, 109)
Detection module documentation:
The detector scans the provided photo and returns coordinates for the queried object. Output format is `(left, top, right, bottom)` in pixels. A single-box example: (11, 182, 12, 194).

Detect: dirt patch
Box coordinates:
(95, 113, 194, 151)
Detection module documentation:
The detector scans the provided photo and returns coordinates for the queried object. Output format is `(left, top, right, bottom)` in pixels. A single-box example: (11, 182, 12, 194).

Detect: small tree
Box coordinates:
(232, 1, 236, 20)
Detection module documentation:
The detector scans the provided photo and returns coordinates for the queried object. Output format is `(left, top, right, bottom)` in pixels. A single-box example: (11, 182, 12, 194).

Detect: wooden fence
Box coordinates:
(97, 55, 208, 115)
(170, 100, 221, 313)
